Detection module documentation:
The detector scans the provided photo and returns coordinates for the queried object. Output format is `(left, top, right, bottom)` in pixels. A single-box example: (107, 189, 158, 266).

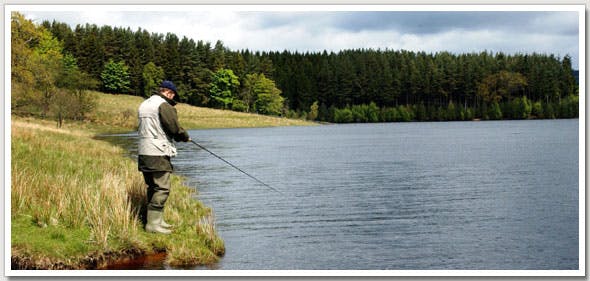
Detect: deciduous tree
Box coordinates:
(101, 59, 131, 94)
(209, 68, 239, 109)
(252, 73, 284, 116)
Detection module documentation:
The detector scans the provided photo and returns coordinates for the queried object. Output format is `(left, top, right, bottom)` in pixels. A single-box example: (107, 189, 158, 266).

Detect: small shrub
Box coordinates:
(334, 107, 353, 123)
(231, 100, 249, 112)
(532, 101, 543, 118)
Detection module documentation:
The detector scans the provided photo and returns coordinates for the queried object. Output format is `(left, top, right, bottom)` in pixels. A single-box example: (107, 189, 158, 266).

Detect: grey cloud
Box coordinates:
(332, 11, 578, 35)
(245, 12, 328, 29)
(26, 10, 578, 37)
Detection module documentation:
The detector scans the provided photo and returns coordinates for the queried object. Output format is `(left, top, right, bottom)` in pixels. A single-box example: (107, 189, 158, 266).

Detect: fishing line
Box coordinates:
(190, 140, 283, 195)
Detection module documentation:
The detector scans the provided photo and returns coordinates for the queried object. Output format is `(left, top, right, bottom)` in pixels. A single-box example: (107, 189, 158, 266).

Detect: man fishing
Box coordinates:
(138, 80, 191, 234)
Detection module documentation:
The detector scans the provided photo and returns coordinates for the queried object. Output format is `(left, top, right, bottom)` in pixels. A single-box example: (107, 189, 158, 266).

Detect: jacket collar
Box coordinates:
(153, 91, 177, 106)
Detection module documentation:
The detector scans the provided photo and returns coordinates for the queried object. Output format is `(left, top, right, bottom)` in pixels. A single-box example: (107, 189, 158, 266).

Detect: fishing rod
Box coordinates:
(190, 139, 283, 195)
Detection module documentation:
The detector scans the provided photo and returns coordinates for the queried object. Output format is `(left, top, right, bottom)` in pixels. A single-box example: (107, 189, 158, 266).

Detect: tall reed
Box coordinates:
(11, 120, 144, 253)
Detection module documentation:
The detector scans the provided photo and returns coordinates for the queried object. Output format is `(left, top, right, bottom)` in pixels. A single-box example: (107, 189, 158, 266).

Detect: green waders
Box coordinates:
(143, 171, 173, 234)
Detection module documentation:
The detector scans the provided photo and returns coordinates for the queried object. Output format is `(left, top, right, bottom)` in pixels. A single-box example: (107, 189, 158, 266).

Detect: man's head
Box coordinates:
(159, 80, 178, 100)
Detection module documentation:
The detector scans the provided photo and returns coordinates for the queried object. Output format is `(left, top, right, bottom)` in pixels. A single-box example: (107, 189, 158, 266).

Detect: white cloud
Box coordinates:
(19, 9, 580, 68)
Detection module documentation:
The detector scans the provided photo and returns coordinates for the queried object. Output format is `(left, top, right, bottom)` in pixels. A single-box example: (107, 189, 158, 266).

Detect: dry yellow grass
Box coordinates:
(86, 91, 315, 132)
(176, 103, 315, 129)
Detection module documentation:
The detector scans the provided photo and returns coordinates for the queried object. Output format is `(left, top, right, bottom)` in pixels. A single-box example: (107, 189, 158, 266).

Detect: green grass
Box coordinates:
(12, 215, 94, 262)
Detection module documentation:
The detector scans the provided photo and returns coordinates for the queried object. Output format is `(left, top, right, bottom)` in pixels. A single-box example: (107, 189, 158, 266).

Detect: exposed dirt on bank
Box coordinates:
(11, 247, 167, 270)
(98, 252, 168, 270)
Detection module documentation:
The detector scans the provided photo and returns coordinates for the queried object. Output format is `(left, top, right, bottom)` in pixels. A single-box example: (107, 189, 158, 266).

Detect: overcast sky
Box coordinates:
(19, 7, 580, 68)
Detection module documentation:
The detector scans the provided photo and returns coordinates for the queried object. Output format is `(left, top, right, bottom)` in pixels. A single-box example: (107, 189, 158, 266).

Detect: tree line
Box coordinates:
(43, 19, 285, 115)
(16, 13, 579, 124)
(268, 49, 578, 122)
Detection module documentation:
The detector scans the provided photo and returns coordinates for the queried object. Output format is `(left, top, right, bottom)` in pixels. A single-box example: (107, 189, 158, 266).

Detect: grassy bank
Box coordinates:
(85, 91, 315, 133)
(11, 118, 224, 269)
(11, 92, 314, 269)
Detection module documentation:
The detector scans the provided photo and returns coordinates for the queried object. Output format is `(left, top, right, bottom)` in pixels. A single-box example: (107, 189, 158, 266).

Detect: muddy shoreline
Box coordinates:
(11, 247, 168, 270)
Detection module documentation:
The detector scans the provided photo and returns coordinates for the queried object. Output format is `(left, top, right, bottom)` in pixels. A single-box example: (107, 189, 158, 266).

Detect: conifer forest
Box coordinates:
(41, 19, 578, 123)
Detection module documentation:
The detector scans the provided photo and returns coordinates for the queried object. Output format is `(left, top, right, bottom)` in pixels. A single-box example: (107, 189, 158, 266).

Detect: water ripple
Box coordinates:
(169, 120, 579, 270)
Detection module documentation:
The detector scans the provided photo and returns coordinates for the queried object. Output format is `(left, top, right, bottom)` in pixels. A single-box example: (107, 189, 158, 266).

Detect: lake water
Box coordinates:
(120, 119, 580, 270)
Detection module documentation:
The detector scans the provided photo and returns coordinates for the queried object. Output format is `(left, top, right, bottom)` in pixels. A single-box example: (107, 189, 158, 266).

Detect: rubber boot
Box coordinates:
(160, 217, 173, 228)
(145, 210, 171, 234)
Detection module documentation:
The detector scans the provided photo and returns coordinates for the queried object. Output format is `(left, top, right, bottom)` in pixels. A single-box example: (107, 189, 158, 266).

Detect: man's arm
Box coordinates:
(159, 103, 190, 142)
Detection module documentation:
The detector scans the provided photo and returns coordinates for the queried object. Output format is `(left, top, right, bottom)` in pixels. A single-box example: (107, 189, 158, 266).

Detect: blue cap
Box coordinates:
(160, 80, 178, 94)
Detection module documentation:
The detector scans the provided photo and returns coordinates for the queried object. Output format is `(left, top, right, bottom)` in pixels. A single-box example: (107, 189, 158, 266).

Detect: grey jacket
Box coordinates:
(138, 92, 190, 172)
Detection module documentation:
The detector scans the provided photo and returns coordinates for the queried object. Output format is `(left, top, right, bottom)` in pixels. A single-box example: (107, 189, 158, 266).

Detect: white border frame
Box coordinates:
(4, 4, 588, 12)
(4, 4, 585, 277)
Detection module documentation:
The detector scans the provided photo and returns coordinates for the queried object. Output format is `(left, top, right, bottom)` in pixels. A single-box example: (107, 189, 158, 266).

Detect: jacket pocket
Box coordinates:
(152, 139, 177, 156)
(152, 139, 168, 153)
